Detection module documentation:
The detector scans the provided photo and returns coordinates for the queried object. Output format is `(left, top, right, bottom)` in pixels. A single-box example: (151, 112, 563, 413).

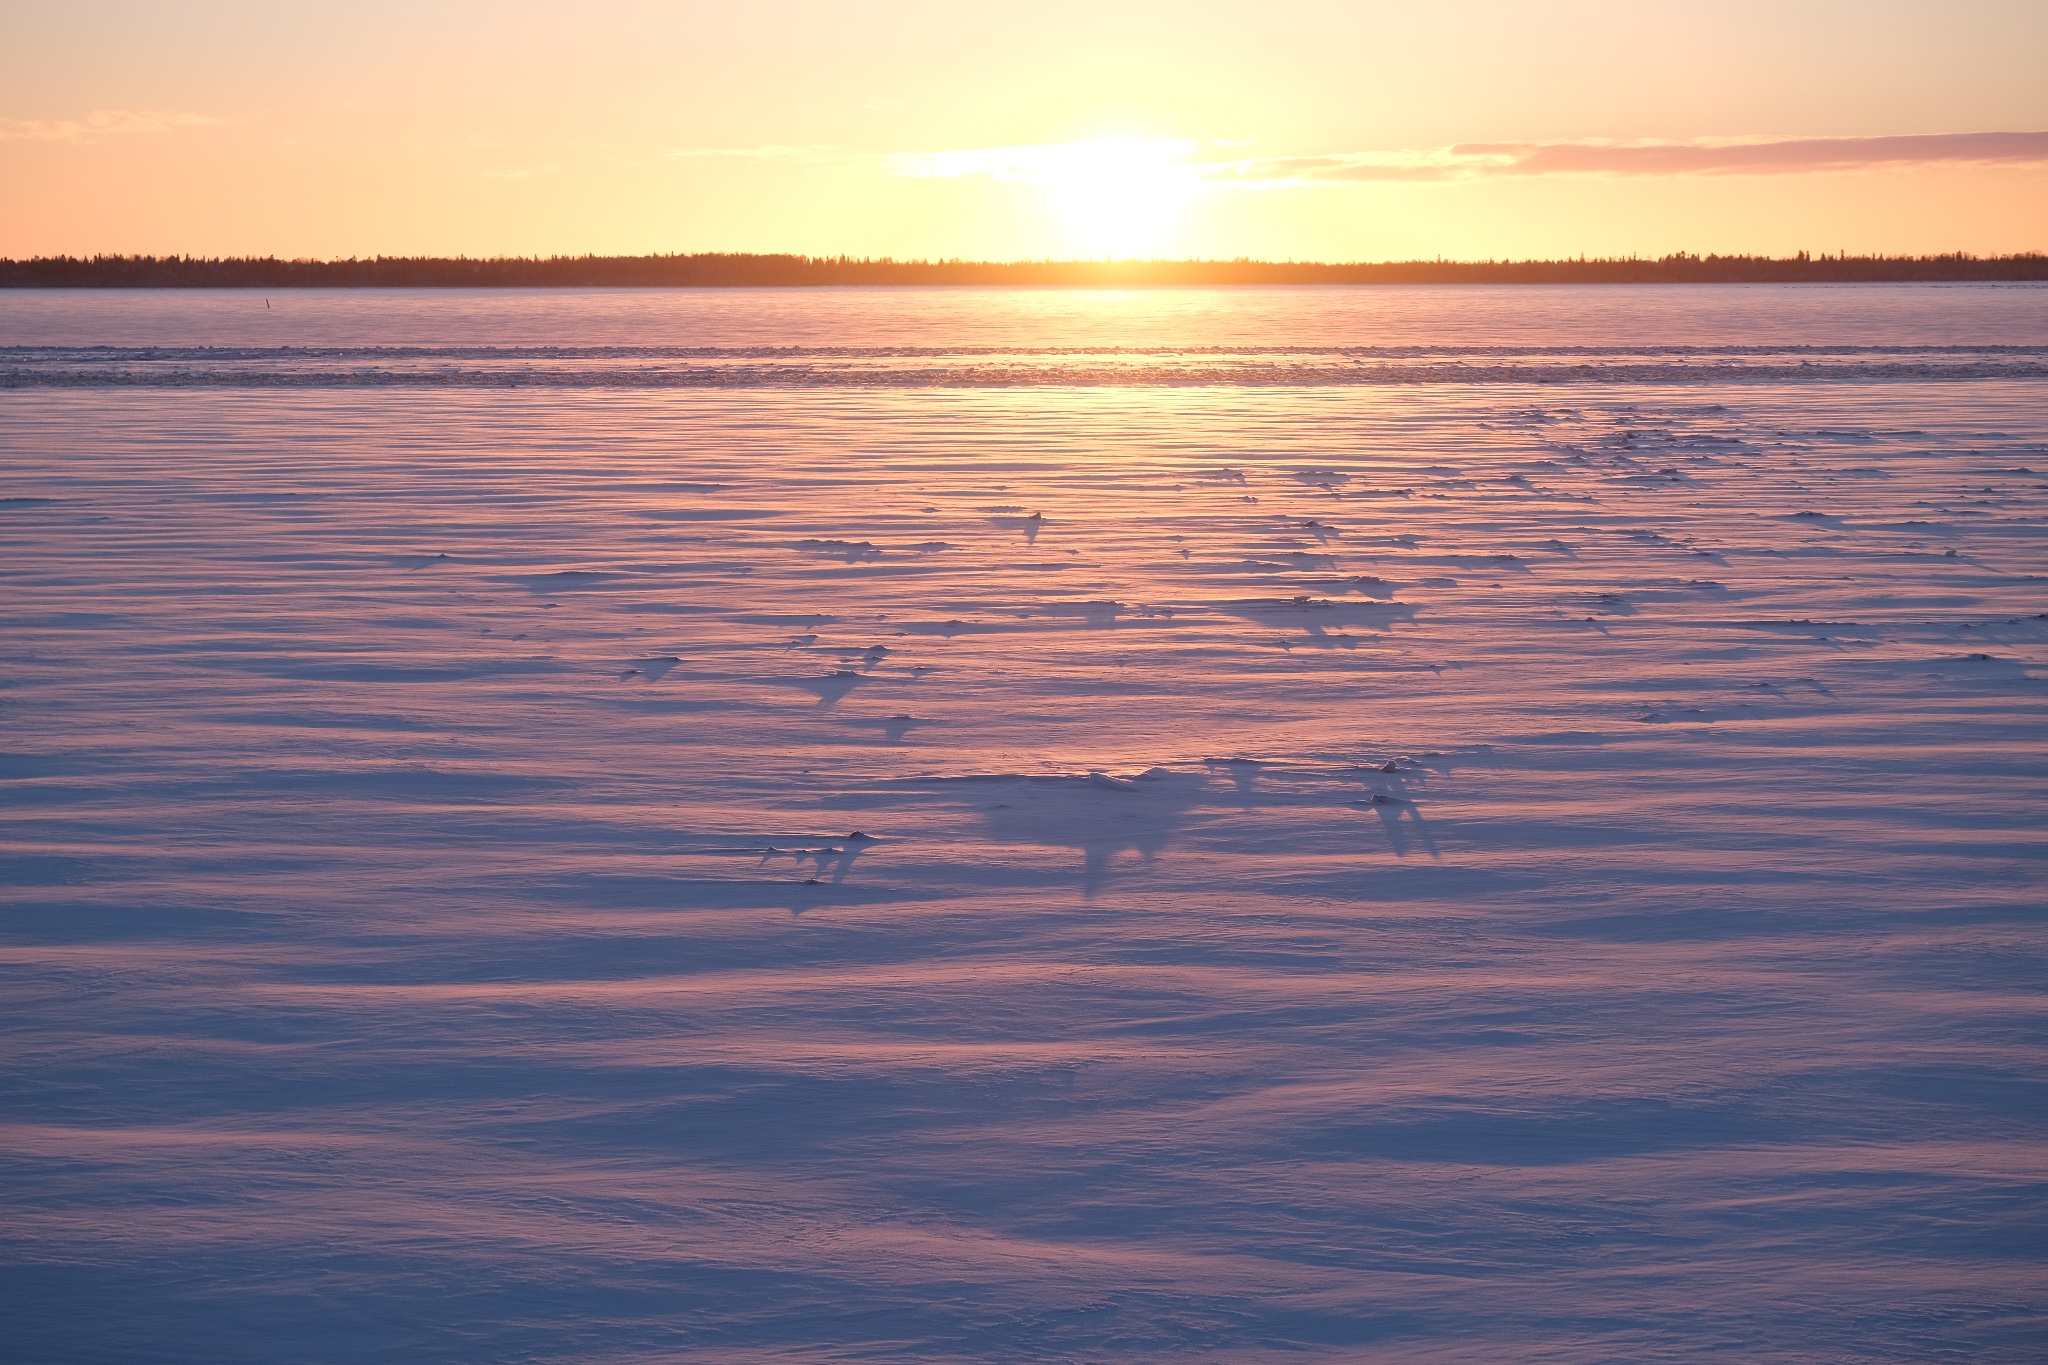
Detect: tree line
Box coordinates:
(3, 251, 2043, 287)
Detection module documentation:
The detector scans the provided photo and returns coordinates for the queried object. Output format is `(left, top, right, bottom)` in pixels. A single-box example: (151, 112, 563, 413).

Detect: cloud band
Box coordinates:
(1211, 131, 2048, 182)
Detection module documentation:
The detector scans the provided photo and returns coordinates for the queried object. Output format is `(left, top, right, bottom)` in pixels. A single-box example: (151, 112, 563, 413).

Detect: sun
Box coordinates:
(893, 135, 1208, 259)
(1036, 137, 1202, 259)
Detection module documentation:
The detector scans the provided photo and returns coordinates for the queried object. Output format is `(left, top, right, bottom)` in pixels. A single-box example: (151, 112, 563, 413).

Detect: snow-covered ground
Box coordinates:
(4, 288, 2045, 1360)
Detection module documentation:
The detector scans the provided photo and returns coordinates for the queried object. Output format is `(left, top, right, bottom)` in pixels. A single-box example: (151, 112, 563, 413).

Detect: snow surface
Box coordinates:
(3, 288, 2046, 1361)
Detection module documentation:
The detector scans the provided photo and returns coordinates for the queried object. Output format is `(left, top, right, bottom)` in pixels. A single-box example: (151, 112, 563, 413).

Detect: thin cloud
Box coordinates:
(893, 138, 1200, 182)
(1214, 131, 2048, 183)
(0, 109, 237, 143)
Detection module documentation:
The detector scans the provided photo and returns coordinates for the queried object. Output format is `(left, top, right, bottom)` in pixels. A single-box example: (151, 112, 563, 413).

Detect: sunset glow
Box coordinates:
(4, 4, 2047, 1363)
(3, 1, 2044, 260)
(900, 137, 1207, 257)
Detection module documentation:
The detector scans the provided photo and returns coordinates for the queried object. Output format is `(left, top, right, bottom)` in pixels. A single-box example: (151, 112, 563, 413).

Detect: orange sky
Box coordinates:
(3, 0, 2045, 261)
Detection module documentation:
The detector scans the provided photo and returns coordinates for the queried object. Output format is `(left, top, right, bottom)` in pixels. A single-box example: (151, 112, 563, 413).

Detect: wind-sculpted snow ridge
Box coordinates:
(5, 340, 2048, 387)
(3, 375, 2046, 1361)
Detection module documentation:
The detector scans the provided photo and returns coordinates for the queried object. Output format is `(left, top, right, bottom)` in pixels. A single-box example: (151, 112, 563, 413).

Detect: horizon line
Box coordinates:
(5, 251, 2045, 288)
(9, 249, 2048, 266)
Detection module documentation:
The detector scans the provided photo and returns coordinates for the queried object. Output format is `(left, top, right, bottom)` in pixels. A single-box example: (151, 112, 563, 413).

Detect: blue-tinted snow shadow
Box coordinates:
(863, 762, 1445, 897)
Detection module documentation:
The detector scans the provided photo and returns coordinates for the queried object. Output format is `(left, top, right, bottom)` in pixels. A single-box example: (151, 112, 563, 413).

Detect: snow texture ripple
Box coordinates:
(2, 286, 2045, 1362)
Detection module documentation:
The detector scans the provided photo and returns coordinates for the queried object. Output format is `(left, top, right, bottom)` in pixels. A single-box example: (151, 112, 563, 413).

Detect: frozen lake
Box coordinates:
(3, 286, 2045, 1361)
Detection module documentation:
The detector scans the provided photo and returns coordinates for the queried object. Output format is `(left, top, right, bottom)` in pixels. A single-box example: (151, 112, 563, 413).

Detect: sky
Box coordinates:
(2, 0, 2045, 261)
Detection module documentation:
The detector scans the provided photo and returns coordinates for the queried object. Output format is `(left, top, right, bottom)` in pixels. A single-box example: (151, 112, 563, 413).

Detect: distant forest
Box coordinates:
(3, 251, 2044, 287)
